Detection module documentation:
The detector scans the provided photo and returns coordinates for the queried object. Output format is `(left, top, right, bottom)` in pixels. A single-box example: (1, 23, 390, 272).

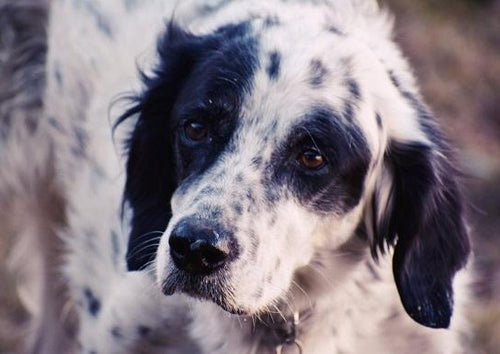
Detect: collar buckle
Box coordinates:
(275, 312, 303, 354)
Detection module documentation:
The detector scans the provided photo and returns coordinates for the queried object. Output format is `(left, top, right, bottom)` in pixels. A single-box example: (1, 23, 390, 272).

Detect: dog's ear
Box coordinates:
(370, 75, 470, 328)
(116, 23, 203, 271)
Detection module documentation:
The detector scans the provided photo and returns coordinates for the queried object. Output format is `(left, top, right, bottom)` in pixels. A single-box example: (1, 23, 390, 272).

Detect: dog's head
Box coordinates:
(119, 17, 469, 329)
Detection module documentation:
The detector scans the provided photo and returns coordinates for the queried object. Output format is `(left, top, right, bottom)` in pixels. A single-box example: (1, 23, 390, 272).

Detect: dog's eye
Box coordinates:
(297, 149, 326, 170)
(185, 121, 208, 142)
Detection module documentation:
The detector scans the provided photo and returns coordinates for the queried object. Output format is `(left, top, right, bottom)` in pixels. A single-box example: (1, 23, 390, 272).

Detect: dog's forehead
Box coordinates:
(234, 22, 368, 150)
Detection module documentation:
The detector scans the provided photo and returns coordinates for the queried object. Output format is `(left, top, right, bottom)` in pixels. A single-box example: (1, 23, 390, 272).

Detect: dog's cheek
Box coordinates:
(312, 204, 365, 249)
(232, 203, 317, 310)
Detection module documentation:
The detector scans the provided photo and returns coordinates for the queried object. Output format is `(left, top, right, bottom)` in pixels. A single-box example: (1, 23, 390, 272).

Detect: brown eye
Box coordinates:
(185, 121, 208, 141)
(298, 149, 326, 170)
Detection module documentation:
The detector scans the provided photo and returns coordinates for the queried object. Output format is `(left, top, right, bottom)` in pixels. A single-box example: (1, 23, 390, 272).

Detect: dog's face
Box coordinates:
(121, 18, 469, 328)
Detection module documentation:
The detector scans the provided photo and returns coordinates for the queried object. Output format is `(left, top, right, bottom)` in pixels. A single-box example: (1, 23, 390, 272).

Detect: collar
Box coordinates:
(257, 309, 312, 354)
(274, 312, 303, 354)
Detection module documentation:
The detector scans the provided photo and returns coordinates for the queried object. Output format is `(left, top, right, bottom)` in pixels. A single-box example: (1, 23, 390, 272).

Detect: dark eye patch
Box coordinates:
(173, 103, 236, 181)
(267, 105, 371, 213)
(175, 101, 236, 144)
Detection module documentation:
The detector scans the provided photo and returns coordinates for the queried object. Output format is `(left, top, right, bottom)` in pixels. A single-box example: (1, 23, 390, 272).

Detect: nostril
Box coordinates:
(191, 240, 229, 268)
(169, 236, 191, 260)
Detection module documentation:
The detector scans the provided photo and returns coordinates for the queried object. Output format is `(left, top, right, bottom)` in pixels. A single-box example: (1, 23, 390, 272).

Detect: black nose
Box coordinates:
(168, 220, 235, 275)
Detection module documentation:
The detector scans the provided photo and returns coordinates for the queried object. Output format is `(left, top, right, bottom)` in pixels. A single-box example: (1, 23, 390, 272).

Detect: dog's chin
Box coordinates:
(160, 270, 251, 316)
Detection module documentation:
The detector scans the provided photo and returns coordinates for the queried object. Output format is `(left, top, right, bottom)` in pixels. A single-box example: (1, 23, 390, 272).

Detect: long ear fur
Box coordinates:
(371, 75, 471, 328)
(117, 21, 251, 271)
(116, 23, 201, 271)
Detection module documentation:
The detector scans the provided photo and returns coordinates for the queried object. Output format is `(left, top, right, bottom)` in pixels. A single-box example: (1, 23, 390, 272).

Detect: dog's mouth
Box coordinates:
(160, 269, 250, 315)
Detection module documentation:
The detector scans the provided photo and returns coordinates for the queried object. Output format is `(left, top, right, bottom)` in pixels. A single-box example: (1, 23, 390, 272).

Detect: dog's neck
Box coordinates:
(253, 308, 312, 353)
(190, 236, 374, 353)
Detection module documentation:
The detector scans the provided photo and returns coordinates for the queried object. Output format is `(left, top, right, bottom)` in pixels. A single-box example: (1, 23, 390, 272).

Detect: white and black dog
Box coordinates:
(2, 0, 472, 353)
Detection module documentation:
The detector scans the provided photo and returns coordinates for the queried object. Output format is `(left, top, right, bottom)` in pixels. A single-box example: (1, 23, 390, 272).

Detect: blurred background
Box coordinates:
(0, 0, 499, 353)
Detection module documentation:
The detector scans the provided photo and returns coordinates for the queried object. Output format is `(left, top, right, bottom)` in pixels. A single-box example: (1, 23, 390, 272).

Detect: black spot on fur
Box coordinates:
(71, 127, 87, 157)
(387, 69, 401, 89)
(83, 288, 101, 317)
(111, 326, 123, 339)
(264, 185, 280, 206)
(78, 0, 114, 38)
(118, 21, 259, 271)
(309, 59, 328, 87)
(247, 230, 259, 260)
(366, 261, 382, 281)
(246, 188, 256, 204)
(326, 25, 343, 35)
(48, 116, 64, 132)
(264, 16, 280, 27)
(346, 78, 361, 99)
(198, 0, 232, 16)
(375, 113, 383, 129)
(138, 325, 152, 337)
(268, 120, 278, 135)
(343, 101, 354, 122)
(206, 205, 224, 220)
(266, 51, 281, 80)
(54, 63, 63, 87)
(232, 202, 243, 215)
(200, 186, 219, 196)
(251, 156, 263, 167)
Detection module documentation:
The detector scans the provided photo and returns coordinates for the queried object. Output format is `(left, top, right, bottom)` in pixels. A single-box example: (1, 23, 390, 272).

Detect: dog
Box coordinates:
(2, 0, 472, 353)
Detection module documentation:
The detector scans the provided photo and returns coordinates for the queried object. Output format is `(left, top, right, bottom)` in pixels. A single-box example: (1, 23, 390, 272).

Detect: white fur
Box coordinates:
(2, 0, 471, 353)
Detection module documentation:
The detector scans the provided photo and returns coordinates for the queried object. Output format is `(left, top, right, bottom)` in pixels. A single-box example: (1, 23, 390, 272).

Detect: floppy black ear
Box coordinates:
(372, 136, 470, 328)
(116, 23, 203, 271)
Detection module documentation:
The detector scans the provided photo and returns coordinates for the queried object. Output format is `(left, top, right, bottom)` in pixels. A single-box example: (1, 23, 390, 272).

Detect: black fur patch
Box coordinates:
(251, 156, 263, 167)
(118, 21, 259, 271)
(326, 25, 343, 35)
(346, 78, 361, 99)
(83, 288, 101, 317)
(343, 101, 354, 122)
(269, 105, 371, 213)
(78, 0, 114, 38)
(264, 16, 280, 27)
(54, 62, 63, 87)
(373, 140, 470, 328)
(266, 51, 281, 80)
(375, 113, 383, 129)
(232, 201, 243, 215)
(110, 326, 123, 339)
(309, 59, 328, 87)
(138, 325, 151, 337)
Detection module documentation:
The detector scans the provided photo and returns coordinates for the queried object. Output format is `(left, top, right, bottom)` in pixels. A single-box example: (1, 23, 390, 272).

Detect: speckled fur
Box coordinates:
(1, 0, 472, 353)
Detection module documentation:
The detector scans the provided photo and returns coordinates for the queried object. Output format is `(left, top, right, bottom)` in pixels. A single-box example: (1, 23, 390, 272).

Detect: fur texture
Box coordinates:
(1, 0, 472, 353)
